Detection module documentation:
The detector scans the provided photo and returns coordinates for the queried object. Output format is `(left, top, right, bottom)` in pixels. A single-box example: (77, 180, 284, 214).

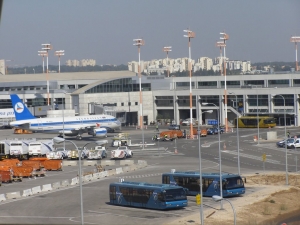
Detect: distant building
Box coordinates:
(66, 59, 96, 67)
(0, 60, 5, 75)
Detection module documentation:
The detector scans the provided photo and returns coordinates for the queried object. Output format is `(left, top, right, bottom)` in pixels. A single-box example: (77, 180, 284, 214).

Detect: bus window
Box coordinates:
(162, 175, 170, 184)
(173, 176, 184, 186)
(110, 186, 116, 200)
(224, 177, 244, 190)
(163, 189, 187, 202)
(203, 178, 214, 192)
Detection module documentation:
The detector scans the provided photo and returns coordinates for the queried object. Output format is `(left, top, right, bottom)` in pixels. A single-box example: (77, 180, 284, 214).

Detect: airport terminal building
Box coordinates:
(0, 70, 299, 127)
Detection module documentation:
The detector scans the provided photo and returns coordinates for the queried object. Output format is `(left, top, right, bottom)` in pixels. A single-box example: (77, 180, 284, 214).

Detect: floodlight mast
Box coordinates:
(41, 43, 52, 106)
(215, 41, 226, 75)
(133, 38, 145, 149)
(290, 36, 300, 71)
(220, 32, 229, 132)
(55, 50, 65, 73)
(183, 29, 195, 139)
(163, 46, 172, 77)
(38, 50, 47, 73)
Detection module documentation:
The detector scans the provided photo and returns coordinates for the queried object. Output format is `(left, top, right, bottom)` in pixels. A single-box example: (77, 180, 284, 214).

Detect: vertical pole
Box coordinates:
(173, 77, 176, 124)
(263, 160, 265, 175)
(78, 146, 84, 225)
(42, 56, 45, 73)
(224, 45, 228, 132)
(46, 52, 50, 106)
(63, 97, 65, 150)
(189, 37, 193, 139)
(235, 96, 240, 175)
(296, 43, 298, 71)
(198, 110, 204, 224)
(284, 97, 288, 185)
(296, 155, 298, 172)
(58, 56, 61, 73)
(217, 105, 223, 209)
(167, 51, 169, 77)
(257, 93, 259, 145)
(137, 45, 144, 150)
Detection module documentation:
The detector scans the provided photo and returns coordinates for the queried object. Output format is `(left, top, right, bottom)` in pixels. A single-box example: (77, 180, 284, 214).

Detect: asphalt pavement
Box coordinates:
(0, 125, 299, 224)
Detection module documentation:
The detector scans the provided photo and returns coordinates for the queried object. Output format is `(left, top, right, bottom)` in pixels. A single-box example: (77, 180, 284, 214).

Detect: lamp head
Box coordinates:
(202, 102, 208, 106)
(53, 136, 65, 144)
(205, 110, 213, 114)
(212, 195, 223, 202)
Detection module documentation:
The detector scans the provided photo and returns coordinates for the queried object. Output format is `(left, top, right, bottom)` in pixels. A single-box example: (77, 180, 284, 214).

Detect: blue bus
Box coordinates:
(162, 172, 245, 197)
(109, 181, 188, 210)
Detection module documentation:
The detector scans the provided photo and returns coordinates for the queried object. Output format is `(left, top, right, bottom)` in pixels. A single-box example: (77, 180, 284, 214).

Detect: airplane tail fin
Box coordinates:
(10, 94, 35, 120)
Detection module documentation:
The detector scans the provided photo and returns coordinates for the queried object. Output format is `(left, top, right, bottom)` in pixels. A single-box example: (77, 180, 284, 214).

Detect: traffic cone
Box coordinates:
(174, 149, 178, 154)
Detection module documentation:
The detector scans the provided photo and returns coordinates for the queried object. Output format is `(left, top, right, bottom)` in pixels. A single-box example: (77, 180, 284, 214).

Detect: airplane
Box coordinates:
(9, 94, 121, 139)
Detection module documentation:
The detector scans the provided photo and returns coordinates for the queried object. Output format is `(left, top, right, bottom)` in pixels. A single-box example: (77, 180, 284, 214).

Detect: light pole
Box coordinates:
(198, 109, 213, 225)
(53, 137, 104, 225)
(215, 41, 225, 75)
(202, 102, 223, 209)
(257, 93, 260, 145)
(290, 36, 300, 71)
(184, 29, 195, 139)
(163, 46, 172, 77)
(41, 43, 52, 106)
(212, 195, 236, 225)
(133, 38, 145, 149)
(220, 32, 229, 132)
(272, 94, 288, 185)
(55, 50, 65, 73)
(229, 92, 240, 175)
(38, 50, 47, 73)
(33, 68, 35, 74)
(172, 75, 177, 124)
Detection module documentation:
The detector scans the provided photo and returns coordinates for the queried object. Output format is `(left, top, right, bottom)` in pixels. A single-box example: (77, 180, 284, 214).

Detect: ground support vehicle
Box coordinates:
(68, 148, 87, 160)
(88, 147, 107, 160)
(162, 171, 245, 197)
(43, 160, 63, 171)
(109, 181, 188, 210)
(28, 140, 54, 157)
(9, 140, 29, 159)
(12, 166, 33, 178)
(22, 160, 46, 177)
(276, 138, 295, 148)
(54, 147, 69, 159)
(0, 170, 13, 183)
(111, 146, 133, 159)
(160, 130, 183, 139)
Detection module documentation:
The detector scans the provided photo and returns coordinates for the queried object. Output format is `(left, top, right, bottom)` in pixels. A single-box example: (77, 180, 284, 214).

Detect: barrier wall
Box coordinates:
(31, 186, 42, 194)
(120, 160, 134, 166)
(52, 182, 61, 189)
(115, 167, 123, 174)
(62, 161, 78, 167)
(100, 160, 115, 166)
(83, 161, 97, 166)
(22, 189, 32, 197)
(61, 179, 69, 187)
(0, 194, 6, 202)
(42, 184, 52, 192)
(70, 177, 79, 185)
(107, 169, 116, 176)
(6, 191, 21, 199)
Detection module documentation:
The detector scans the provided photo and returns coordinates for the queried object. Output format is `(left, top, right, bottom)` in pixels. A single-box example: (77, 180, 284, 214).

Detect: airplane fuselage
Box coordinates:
(10, 115, 121, 134)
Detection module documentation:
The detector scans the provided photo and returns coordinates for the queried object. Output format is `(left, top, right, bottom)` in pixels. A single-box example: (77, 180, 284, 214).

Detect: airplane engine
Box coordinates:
(93, 128, 107, 137)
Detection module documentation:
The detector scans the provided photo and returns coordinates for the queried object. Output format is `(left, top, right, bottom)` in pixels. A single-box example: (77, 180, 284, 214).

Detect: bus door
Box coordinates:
(109, 185, 117, 205)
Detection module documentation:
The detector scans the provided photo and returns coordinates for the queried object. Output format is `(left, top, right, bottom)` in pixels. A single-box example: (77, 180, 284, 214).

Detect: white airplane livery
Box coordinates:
(9, 94, 121, 139)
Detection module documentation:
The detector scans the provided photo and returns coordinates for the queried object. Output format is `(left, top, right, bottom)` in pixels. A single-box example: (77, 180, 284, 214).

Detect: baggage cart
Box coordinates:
(43, 160, 63, 171)
(12, 166, 33, 178)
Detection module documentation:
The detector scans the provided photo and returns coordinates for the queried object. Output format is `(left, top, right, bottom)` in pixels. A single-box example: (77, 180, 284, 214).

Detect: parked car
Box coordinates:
(276, 138, 295, 148)
(111, 146, 133, 159)
(181, 118, 197, 126)
(207, 128, 217, 135)
(168, 124, 180, 130)
(286, 138, 300, 149)
(55, 147, 70, 159)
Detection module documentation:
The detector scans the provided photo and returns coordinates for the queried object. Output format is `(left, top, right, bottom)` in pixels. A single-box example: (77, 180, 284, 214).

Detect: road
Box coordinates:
(0, 125, 299, 224)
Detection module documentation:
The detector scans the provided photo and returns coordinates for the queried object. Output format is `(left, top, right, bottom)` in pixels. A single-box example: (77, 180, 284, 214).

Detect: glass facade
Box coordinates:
(198, 81, 217, 88)
(244, 80, 264, 86)
(248, 95, 268, 106)
(272, 94, 294, 106)
(155, 96, 173, 107)
(220, 81, 240, 87)
(85, 78, 151, 93)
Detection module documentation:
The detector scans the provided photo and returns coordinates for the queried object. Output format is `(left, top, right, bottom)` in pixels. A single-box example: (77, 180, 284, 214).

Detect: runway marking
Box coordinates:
(222, 151, 281, 164)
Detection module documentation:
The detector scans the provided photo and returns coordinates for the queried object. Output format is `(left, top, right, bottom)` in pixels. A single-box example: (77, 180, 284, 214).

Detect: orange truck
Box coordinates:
(160, 130, 184, 139)
(192, 128, 207, 137)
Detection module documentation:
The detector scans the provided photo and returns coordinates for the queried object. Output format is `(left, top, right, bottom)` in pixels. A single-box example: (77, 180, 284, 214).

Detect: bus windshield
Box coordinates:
(224, 177, 244, 190)
(163, 188, 187, 202)
(264, 118, 275, 124)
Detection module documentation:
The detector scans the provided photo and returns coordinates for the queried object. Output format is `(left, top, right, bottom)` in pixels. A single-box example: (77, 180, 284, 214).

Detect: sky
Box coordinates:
(0, 0, 299, 67)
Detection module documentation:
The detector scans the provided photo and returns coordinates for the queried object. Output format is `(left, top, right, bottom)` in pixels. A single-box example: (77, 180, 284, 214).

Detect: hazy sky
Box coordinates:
(0, 0, 299, 67)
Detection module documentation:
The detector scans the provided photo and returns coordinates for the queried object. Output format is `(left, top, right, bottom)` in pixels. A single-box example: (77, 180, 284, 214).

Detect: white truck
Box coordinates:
(0, 141, 10, 159)
(88, 146, 107, 160)
(28, 139, 54, 157)
(9, 140, 29, 159)
(111, 146, 133, 159)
